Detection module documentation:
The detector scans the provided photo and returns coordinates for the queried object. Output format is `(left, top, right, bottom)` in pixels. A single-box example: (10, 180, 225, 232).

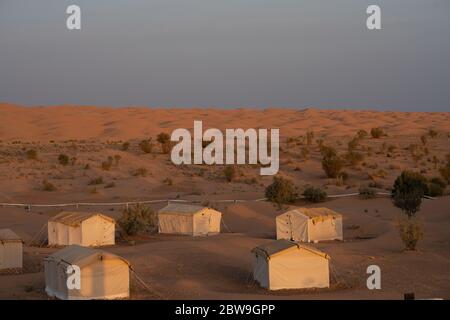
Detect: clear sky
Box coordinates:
(0, 0, 449, 111)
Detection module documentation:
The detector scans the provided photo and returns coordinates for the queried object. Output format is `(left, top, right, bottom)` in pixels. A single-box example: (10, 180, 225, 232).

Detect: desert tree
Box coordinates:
(265, 176, 298, 209)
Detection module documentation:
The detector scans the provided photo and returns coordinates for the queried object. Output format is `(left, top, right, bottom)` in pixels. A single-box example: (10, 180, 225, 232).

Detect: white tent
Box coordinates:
(276, 207, 343, 243)
(48, 212, 115, 247)
(44, 245, 130, 300)
(252, 239, 330, 290)
(0, 229, 23, 271)
(158, 203, 222, 236)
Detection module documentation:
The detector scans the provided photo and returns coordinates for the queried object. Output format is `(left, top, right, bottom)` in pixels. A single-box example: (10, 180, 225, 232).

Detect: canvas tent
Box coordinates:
(252, 239, 330, 290)
(0, 229, 23, 270)
(44, 245, 130, 300)
(158, 203, 222, 236)
(48, 211, 115, 247)
(276, 207, 343, 243)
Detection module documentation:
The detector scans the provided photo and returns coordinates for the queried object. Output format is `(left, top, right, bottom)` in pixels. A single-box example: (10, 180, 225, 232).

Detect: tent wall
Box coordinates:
(158, 214, 194, 235)
(192, 210, 222, 236)
(81, 217, 115, 247)
(45, 258, 129, 300)
(307, 217, 343, 242)
(48, 222, 82, 246)
(252, 254, 269, 289)
(0, 242, 22, 269)
(268, 250, 329, 290)
(276, 213, 308, 242)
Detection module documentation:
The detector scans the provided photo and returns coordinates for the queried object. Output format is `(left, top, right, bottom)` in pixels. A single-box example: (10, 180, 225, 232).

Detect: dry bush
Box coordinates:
(88, 177, 104, 185)
(223, 166, 236, 182)
(58, 154, 69, 166)
(139, 139, 154, 154)
(322, 153, 343, 178)
(133, 167, 148, 177)
(265, 176, 298, 208)
(26, 149, 38, 160)
(397, 218, 423, 251)
(101, 156, 113, 171)
(157, 132, 171, 154)
(42, 179, 57, 191)
(122, 141, 130, 151)
(359, 186, 376, 199)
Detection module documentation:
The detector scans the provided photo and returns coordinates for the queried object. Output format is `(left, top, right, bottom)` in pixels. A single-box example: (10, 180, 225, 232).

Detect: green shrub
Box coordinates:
(26, 149, 38, 160)
(58, 154, 69, 166)
(117, 204, 158, 236)
(265, 177, 298, 208)
(303, 186, 327, 203)
(391, 171, 428, 218)
(370, 127, 385, 138)
(224, 166, 236, 182)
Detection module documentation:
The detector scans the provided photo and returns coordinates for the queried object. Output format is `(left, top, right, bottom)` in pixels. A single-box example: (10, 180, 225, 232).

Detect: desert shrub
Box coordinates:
(42, 179, 57, 191)
(122, 141, 130, 151)
(58, 154, 69, 166)
(357, 129, 368, 139)
(387, 145, 397, 153)
(265, 177, 298, 208)
(391, 171, 428, 218)
(320, 145, 337, 157)
(26, 149, 38, 160)
(101, 156, 113, 171)
(420, 135, 427, 146)
(370, 127, 385, 139)
(139, 139, 154, 154)
(163, 177, 173, 186)
(117, 204, 158, 236)
(303, 186, 327, 203)
(114, 154, 121, 165)
(398, 218, 423, 251)
(306, 131, 314, 146)
(322, 153, 343, 178)
(133, 167, 148, 177)
(426, 182, 444, 197)
(88, 177, 104, 185)
(428, 129, 438, 138)
(104, 182, 116, 188)
(347, 137, 359, 151)
(300, 146, 310, 160)
(359, 186, 376, 199)
(439, 161, 450, 184)
(345, 151, 364, 166)
(157, 132, 171, 154)
(84, 164, 90, 170)
(430, 177, 446, 189)
(223, 166, 236, 182)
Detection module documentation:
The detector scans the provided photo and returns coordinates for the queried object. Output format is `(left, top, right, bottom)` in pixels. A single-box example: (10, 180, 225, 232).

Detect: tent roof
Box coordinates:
(49, 211, 115, 226)
(252, 240, 330, 260)
(159, 203, 210, 216)
(0, 228, 22, 243)
(282, 207, 342, 223)
(44, 245, 130, 268)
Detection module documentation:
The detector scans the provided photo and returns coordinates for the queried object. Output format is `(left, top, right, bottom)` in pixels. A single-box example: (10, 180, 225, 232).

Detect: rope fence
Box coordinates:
(0, 192, 436, 211)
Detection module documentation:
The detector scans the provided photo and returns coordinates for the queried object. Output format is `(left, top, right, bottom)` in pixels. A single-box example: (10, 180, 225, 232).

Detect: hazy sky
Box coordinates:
(0, 0, 449, 111)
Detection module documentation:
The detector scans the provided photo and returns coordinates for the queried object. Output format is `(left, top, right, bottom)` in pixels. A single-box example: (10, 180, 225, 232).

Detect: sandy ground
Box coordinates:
(0, 104, 449, 299)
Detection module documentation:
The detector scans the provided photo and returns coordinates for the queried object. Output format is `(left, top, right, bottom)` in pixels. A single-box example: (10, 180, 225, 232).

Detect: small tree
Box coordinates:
(303, 186, 327, 203)
(117, 204, 158, 236)
(265, 177, 298, 209)
(391, 171, 428, 218)
(223, 166, 236, 182)
(157, 132, 171, 154)
(58, 154, 69, 166)
(322, 154, 343, 178)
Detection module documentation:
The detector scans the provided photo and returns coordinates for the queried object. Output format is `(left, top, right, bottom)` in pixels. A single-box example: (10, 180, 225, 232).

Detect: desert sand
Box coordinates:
(0, 103, 449, 299)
